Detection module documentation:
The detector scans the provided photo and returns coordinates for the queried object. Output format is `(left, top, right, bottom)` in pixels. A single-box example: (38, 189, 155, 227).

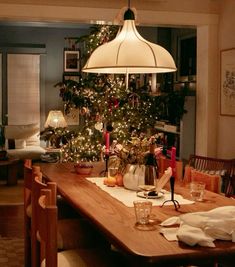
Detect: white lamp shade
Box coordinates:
(83, 19, 177, 74)
(44, 110, 67, 128)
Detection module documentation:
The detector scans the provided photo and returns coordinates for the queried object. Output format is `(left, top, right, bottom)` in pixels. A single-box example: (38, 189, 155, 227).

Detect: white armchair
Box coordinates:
(4, 123, 45, 160)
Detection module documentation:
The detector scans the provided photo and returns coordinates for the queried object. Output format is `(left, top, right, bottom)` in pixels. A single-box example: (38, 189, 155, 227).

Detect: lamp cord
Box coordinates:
(124, 0, 134, 20)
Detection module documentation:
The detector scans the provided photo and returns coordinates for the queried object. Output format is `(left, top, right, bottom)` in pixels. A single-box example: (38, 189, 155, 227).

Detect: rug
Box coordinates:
(0, 180, 24, 205)
(0, 237, 24, 267)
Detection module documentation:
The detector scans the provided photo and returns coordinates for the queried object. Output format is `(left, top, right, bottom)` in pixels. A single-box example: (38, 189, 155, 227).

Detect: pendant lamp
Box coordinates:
(82, 2, 177, 74)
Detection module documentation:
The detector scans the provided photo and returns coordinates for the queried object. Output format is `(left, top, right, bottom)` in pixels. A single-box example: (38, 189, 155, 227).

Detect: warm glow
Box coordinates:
(44, 110, 67, 128)
(83, 9, 177, 74)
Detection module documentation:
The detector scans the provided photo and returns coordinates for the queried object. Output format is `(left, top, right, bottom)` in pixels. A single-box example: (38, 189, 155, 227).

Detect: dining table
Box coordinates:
(39, 161, 235, 267)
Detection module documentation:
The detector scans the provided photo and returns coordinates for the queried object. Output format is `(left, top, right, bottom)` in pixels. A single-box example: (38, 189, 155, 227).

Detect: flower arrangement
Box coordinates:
(109, 132, 162, 173)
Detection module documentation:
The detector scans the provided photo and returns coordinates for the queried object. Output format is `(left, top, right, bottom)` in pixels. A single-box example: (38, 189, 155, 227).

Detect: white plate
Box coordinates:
(136, 191, 164, 199)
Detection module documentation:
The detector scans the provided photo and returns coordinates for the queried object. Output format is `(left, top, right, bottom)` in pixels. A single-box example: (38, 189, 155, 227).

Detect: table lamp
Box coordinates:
(44, 110, 67, 148)
(44, 110, 67, 128)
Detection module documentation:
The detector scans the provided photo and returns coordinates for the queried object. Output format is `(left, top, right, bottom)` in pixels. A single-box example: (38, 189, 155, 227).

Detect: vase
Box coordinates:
(123, 164, 145, 191)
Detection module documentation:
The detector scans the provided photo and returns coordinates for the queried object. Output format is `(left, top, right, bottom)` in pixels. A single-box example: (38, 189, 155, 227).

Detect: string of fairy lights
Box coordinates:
(58, 25, 185, 162)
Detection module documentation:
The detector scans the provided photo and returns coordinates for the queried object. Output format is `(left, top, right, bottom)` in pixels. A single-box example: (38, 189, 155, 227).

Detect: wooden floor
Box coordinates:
(0, 205, 24, 238)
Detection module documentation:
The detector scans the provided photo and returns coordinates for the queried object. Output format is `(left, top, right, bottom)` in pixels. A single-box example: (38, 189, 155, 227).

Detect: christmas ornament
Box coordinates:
(80, 107, 89, 116)
(95, 122, 103, 132)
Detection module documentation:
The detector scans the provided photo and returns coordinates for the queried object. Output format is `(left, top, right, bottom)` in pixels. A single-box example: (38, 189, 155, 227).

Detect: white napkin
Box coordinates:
(160, 206, 235, 247)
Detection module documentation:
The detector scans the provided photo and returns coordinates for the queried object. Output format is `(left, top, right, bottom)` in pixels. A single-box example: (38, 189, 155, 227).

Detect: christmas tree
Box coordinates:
(57, 25, 187, 162)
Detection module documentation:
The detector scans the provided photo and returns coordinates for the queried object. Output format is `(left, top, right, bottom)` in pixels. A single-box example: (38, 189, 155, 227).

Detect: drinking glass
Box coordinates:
(133, 200, 152, 225)
(190, 181, 205, 201)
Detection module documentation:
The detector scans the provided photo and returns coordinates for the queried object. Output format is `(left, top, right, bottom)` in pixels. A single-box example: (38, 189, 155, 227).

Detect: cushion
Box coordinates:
(26, 133, 40, 146)
(4, 123, 39, 139)
(15, 139, 26, 149)
(6, 145, 45, 160)
(191, 169, 221, 193)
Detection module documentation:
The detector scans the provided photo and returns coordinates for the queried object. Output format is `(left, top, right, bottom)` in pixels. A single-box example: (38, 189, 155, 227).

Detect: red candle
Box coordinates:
(170, 147, 176, 176)
(105, 131, 110, 154)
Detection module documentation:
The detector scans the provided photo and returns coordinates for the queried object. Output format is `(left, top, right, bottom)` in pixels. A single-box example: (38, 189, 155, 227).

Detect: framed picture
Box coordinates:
(63, 74, 80, 83)
(64, 50, 80, 72)
(64, 107, 79, 125)
(220, 48, 235, 116)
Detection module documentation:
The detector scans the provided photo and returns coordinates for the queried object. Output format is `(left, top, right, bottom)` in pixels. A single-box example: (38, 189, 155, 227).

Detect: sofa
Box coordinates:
(4, 123, 45, 160)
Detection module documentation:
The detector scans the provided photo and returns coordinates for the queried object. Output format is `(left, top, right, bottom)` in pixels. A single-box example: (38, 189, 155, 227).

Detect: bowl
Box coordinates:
(74, 163, 93, 175)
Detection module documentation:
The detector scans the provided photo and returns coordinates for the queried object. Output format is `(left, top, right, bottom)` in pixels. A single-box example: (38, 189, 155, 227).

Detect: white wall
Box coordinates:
(217, 0, 235, 159)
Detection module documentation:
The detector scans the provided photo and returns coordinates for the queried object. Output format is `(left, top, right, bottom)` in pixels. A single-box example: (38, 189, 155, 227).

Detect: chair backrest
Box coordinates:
(24, 160, 43, 267)
(31, 170, 57, 267)
(24, 159, 33, 208)
(23, 159, 33, 267)
(38, 189, 58, 267)
(188, 155, 232, 174)
(188, 155, 234, 195)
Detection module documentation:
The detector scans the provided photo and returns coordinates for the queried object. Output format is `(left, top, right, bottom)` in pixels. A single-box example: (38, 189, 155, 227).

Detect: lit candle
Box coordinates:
(151, 73, 157, 93)
(170, 146, 176, 177)
(105, 131, 110, 155)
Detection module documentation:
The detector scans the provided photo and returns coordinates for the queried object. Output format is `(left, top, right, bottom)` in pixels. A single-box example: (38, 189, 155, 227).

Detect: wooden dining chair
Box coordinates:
(184, 155, 233, 194)
(23, 159, 32, 267)
(31, 172, 114, 267)
(23, 161, 89, 267)
(31, 172, 53, 267)
(38, 188, 127, 267)
(23, 159, 42, 267)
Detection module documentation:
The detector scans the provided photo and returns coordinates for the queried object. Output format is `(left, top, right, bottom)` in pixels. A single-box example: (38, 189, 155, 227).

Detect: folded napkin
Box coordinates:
(160, 206, 235, 247)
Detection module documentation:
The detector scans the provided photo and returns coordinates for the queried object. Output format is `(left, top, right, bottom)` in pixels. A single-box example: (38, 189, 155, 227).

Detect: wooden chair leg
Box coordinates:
(24, 216, 31, 267)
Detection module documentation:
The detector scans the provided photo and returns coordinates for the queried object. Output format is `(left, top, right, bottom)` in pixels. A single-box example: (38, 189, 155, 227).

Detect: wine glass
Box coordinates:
(138, 165, 158, 199)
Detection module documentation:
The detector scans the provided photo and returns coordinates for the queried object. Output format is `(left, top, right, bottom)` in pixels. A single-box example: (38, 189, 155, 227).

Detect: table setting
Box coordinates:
(86, 176, 194, 208)
(39, 160, 235, 266)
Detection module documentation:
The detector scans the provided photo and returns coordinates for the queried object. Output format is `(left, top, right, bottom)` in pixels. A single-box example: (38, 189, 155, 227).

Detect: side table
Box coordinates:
(0, 157, 20, 186)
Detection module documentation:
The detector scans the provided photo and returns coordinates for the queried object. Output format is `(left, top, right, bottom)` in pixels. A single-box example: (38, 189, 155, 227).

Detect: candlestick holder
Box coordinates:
(99, 153, 109, 177)
(161, 176, 180, 211)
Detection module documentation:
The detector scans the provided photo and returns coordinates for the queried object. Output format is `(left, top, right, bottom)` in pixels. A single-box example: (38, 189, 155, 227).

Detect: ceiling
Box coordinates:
(0, 0, 221, 14)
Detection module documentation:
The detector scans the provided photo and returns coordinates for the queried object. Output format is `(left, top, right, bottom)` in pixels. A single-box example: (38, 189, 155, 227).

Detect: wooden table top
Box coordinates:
(39, 161, 235, 266)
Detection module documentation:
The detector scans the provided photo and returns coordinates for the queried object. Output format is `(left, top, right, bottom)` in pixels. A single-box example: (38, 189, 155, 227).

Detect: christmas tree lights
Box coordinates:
(57, 25, 187, 162)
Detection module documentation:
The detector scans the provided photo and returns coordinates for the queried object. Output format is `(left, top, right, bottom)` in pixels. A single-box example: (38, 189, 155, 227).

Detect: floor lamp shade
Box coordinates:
(83, 9, 177, 74)
(44, 110, 67, 128)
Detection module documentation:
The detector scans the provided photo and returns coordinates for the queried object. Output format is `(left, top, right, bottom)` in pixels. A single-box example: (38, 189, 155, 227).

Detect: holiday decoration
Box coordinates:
(57, 25, 187, 163)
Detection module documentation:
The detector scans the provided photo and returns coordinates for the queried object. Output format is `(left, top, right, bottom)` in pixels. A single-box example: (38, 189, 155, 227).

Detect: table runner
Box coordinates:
(86, 177, 194, 207)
